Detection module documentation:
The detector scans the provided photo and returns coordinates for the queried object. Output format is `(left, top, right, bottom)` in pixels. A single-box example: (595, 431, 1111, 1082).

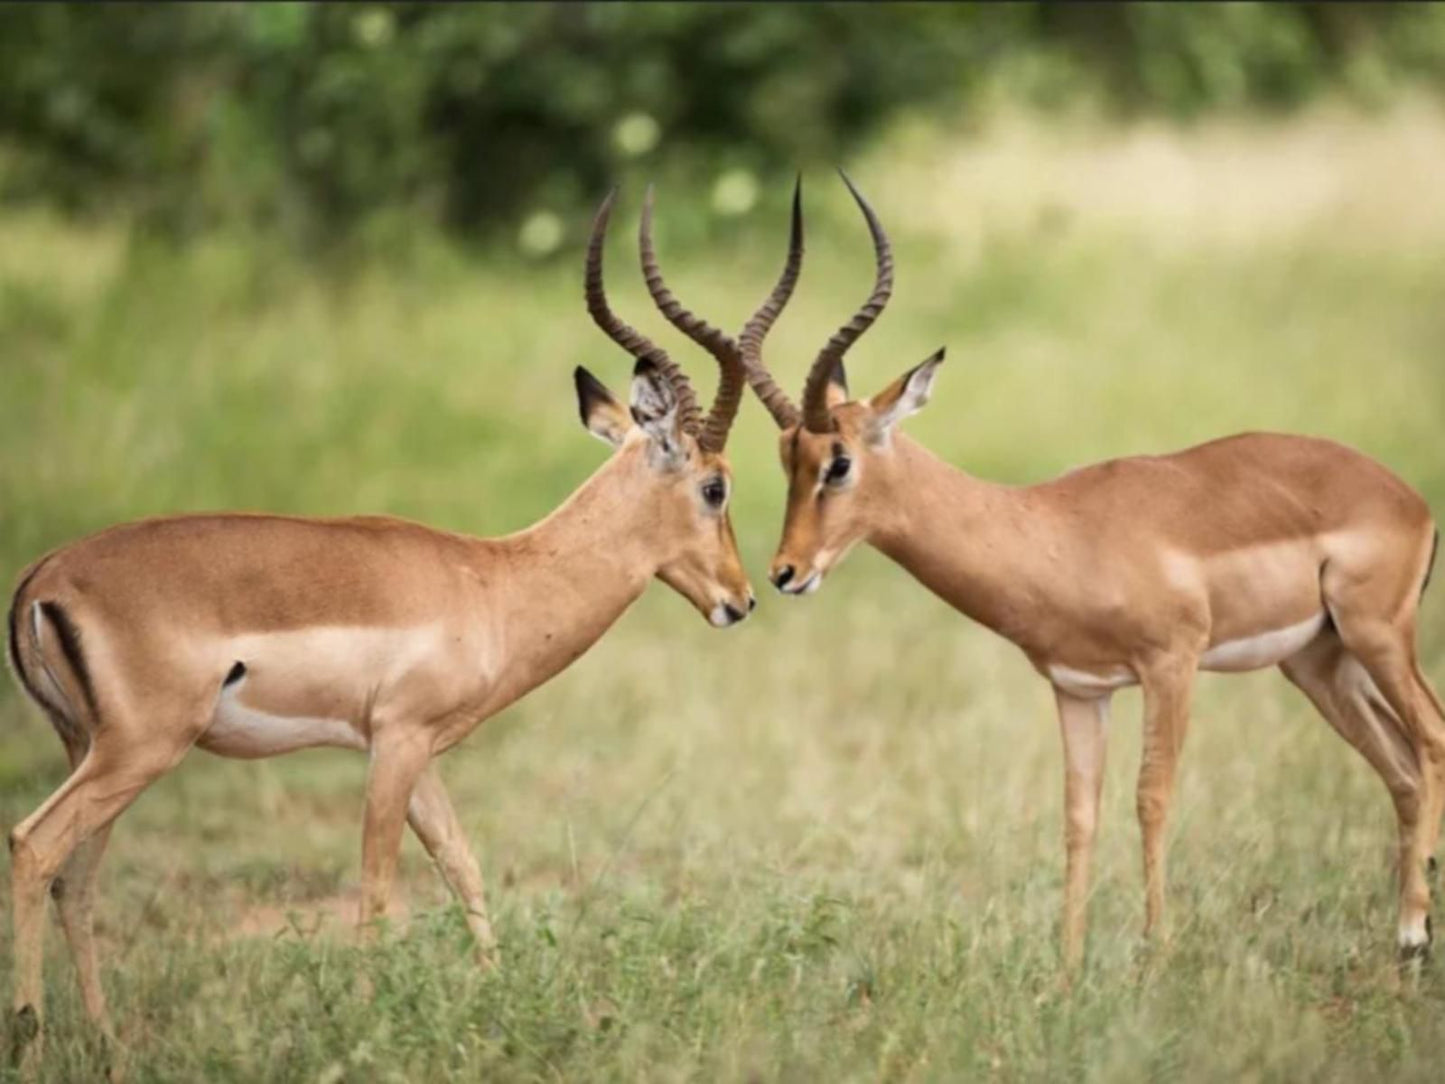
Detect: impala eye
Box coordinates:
(824, 456, 852, 485)
(702, 478, 727, 508)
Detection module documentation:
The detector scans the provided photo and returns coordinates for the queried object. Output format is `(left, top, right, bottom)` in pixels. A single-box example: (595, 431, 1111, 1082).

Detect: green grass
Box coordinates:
(3, 107, 1445, 1081)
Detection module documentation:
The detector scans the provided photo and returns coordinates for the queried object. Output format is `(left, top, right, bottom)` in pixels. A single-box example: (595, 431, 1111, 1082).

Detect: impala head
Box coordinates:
(573, 186, 801, 627)
(740, 171, 945, 596)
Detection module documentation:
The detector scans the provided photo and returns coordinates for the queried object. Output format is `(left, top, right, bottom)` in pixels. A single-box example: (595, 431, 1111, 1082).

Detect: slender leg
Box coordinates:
(52, 824, 116, 1034)
(48, 739, 116, 1036)
(407, 763, 498, 966)
(1136, 656, 1197, 942)
(10, 745, 175, 1068)
(358, 732, 433, 938)
(1281, 629, 1427, 955)
(1415, 662, 1445, 863)
(1330, 617, 1444, 956)
(1056, 688, 1110, 972)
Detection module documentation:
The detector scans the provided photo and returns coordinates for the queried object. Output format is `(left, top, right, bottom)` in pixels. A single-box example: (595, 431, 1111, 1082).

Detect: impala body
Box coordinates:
(742, 174, 1445, 969)
(5, 187, 802, 1064)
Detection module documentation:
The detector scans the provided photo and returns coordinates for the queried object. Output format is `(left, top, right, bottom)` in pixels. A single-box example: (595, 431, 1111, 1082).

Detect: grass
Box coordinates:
(3, 103, 1445, 1081)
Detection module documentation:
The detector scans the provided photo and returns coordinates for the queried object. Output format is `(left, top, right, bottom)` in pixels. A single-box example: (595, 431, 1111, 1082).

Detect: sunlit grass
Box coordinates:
(2, 107, 1444, 1081)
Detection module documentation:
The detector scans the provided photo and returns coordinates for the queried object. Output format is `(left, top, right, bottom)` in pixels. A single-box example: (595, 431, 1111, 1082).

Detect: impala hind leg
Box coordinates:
(1280, 629, 1427, 954)
(407, 764, 497, 966)
(1056, 689, 1110, 972)
(52, 825, 116, 1035)
(10, 737, 184, 1067)
(1327, 618, 1445, 957)
(50, 733, 118, 1037)
(1416, 662, 1445, 863)
(358, 732, 433, 939)
(1136, 657, 1197, 944)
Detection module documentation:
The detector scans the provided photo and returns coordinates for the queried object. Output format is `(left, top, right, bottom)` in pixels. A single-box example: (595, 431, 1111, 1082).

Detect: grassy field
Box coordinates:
(3, 103, 1445, 1081)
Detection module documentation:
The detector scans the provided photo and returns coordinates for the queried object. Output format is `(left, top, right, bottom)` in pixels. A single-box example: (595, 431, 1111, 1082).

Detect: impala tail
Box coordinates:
(6, 561, 99, 753)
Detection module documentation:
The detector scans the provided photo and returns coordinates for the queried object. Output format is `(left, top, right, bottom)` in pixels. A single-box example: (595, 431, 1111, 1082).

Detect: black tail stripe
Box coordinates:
(1424, 529, 1439, 601)
(7, 562, 48, 707)
(37, 601, 100, 722)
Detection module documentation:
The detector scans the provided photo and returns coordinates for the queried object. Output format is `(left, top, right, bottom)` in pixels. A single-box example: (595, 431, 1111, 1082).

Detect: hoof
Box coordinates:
(1400, 940, 1431, 963)
(9, 1004, 39, 1065)
(1399, 924, 1432, 967)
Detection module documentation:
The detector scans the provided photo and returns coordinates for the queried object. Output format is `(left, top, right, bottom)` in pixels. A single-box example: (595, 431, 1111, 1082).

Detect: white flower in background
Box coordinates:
(352, 8, 395, 49)
(613, 112, 661, 158)
(712, 169, 759, 217)
(519, 211, 564, 258)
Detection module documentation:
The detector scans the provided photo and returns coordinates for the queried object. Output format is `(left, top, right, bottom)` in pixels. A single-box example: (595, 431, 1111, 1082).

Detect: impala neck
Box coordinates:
(474, 451, 660, 711)
(869, 435, 1049, 648)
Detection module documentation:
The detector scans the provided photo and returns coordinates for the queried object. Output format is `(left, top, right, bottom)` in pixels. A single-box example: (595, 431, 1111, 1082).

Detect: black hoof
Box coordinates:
(1399, 938, 1431, 967)
(9, 1004, 39, 1064)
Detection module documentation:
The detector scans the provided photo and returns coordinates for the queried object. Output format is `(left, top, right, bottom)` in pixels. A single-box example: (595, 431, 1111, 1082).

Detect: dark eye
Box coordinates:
(702, 479, 727, 508)
(824, 457, 852, 485)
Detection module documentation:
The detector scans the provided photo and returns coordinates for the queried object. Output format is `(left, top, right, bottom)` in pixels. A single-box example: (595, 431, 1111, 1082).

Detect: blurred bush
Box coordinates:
(1, 2, 1443, 250)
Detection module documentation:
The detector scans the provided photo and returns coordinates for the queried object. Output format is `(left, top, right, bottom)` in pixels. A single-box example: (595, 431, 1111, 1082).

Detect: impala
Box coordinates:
(4, 188, 801, 1060)
(742, 172, 1445, 969)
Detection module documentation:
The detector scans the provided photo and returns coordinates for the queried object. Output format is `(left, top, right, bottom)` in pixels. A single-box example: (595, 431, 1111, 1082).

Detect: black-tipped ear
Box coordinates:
(575, 365, 631, 447)
(866, 347, 945, 442)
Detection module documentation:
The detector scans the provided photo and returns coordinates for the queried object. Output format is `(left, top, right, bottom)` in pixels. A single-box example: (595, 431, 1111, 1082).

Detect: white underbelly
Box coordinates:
(195, 622, 456, 758)
(1199, 612, 1326, 672)
(200, 676, 367, 758)
(1045, 612, 1328, 696)
(1046, 663, 1137, 699)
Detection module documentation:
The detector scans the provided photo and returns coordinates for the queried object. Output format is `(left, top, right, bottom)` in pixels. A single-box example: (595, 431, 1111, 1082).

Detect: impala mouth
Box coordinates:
(779, 570, 822, 596)
(708, 597, 755, 628)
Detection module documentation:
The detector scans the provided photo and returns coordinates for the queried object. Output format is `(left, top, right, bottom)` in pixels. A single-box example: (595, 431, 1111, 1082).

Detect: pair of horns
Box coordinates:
(584, 171, 891, 447)
(584, 184, 802, 454)
(742, 171, 893, 434)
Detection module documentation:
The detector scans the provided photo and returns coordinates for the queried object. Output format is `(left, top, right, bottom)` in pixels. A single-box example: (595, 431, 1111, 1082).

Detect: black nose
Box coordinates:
(747, 595, 757, 612)
(723, 602, 746, 624)
(772, 565, 795, 590)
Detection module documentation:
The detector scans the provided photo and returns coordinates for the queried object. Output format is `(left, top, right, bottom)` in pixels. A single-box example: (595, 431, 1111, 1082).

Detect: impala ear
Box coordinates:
(575, 366, 631, 447)
(630, 359, 685, 466)
(866, 348, 944, 443)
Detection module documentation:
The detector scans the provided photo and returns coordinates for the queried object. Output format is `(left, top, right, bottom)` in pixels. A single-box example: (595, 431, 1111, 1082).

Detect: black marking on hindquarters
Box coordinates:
(223, 660, 247, 687)
(38, 600, 101, 723)
(50, 876, 66, 902)
(6, 561, 48, 707)
(1430, 856, 1439, 884)
(1424, 529, 1439, 600)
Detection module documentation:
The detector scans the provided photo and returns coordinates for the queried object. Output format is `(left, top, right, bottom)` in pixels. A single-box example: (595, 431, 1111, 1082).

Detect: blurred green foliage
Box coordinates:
(1, 2, 1444, 250)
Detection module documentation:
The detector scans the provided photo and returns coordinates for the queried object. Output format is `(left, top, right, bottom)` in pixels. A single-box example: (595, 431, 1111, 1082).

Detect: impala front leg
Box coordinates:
(359, 730, 433, 939)
(1136, 655, 1198, 944)
(1056, 688, 1110, 972)
(407, 763, 498, 966)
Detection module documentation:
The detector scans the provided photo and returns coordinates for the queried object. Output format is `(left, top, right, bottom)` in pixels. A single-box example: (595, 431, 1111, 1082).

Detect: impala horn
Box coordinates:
(640, 177, 807, 444)
(585, 188, 701, 433)
(798, 170, 894, 433)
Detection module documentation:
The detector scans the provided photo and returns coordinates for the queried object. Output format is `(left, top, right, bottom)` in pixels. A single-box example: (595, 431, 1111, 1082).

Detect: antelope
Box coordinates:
(742, 173, 1445, 970)
(4, 188, 801, 1062)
